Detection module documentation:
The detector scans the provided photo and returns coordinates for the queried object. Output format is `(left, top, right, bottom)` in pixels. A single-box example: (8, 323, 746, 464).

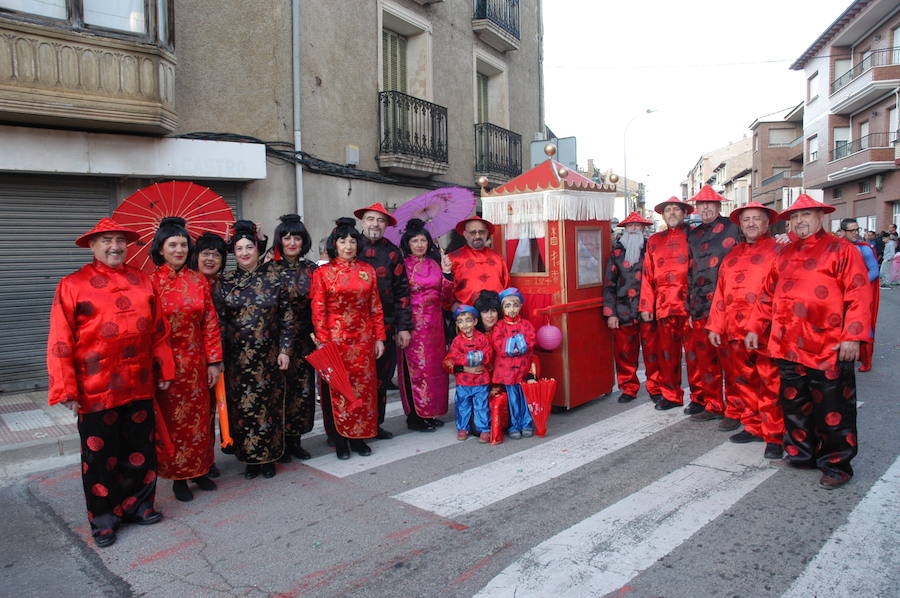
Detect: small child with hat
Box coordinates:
(492, 288, 536, 438)
(443, 305, 494, 442)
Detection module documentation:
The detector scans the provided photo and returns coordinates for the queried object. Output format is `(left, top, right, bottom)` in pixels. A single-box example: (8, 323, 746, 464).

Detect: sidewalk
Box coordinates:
(0, 390, 79, 466)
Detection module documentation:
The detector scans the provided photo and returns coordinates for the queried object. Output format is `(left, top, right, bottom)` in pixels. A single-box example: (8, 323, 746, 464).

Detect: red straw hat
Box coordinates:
(777, 194, 835, 221)
(455, 216, 495, 236)
(654, 197, 694, 215)
(75, 217, 140, 248)
(729, 201, 779, 226)
(619, 211, 653, 226)
(690, 184, 726, 203)
(353, 202, 397, 227)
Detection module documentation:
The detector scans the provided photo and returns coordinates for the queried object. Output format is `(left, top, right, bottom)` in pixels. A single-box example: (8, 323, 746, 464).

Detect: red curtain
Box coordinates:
(505, 238, 519, 270)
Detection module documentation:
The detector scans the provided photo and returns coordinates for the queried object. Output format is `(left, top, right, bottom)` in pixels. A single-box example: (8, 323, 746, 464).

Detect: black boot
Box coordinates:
(173, 479, 194, 502)
(334, 436, 350, 460)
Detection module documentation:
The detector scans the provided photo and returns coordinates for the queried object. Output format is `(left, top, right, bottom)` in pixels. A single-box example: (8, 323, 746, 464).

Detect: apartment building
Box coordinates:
(791, 0, 900, 233)
(749, 104, 805, 211)
(681, 137, 752, 216)
(0, 0, 544, 393)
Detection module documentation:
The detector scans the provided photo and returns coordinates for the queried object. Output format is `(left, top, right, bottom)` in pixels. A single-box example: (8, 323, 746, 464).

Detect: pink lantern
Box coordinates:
(536, 324, 563, 351)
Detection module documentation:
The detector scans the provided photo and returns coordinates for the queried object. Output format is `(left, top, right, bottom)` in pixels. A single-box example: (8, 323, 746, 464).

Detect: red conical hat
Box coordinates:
(75, 217, 140, 248)
(778, 194, 835, 221)
(729, 201, 779, 226)
(353, 202, 397, 227)
(654, 197, 694, 214)
(691, 184, 726, 203)
(455, 216, 495, 236)
(619, 211, 653, 226)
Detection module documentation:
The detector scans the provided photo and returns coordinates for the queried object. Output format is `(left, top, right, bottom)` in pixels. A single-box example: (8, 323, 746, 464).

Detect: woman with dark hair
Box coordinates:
(215, 220, 295, 479)
(310, 217, 385, 460)
(149, 217, 223, 501)
(474, 290, 501, 335)
(269, 214, 317, 461)
(397, 219, 454, 432)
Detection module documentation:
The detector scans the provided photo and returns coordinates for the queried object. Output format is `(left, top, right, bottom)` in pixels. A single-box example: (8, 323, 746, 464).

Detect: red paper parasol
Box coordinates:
(384, 187, 476, 245)
(489, 386, 509, 445)
(305, 342, 360, 410)
(522, 378, 557, 437)
(112, 181, 235, 273)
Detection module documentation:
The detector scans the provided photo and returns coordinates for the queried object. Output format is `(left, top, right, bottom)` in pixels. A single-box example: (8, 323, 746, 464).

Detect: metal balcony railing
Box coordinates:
(474, 122, 522, 178)
(761, 170, 802, 187)
(769, 135, 804, 148)
(831, 46, 900, 93)
(473, 0, 520, 39)
(378, 91, 448, 163)
(830, 132, 896, 160)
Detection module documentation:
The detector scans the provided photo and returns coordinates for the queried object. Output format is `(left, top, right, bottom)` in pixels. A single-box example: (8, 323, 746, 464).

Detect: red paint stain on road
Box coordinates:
(600, 586, 636, 598)
(450, 541, 512, 585)
(271, 562, 352, 598)
(129, 538, 199, 568)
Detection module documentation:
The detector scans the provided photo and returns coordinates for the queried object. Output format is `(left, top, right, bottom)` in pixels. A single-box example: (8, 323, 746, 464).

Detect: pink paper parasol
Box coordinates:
(384, 187, 477, 245)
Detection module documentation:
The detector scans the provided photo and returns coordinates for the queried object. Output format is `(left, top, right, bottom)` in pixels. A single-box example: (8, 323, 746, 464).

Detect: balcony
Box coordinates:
(474, 122, 522, 185)
(472, 0, 520, 53)
(830, 47, 900, 115)
(0, 19, 176, 134)
(760, 170, 802, 188)
(826, 132, 897, 184)
(377, 91, 448, 177)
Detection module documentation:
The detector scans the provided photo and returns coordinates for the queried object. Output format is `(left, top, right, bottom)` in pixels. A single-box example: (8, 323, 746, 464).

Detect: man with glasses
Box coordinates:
(838, 218, 880, 372)
(449, 216, 509, 308)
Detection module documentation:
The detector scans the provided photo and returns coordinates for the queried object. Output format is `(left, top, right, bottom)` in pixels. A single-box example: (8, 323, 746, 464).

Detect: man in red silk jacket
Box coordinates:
(603, 211, 661, 404)
(684, 185, 741, 422)
(449, 217, 510, 307)
(47, 218, 175, 548)
(745, 195, 871, 490)
(706, 203, 784, 460)
(639, 198, 693, 410)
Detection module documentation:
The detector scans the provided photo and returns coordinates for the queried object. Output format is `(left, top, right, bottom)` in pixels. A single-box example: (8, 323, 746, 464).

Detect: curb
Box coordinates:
(0, 434, 80, 468)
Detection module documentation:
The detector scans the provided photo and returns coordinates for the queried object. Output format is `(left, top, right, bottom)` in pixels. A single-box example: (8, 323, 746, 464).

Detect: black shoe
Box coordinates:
(683, 401, 705, 415)
(764, 443, 783, 459)
(277, 452, 292, 464)
(730, 430, 763, 444)
(350, 440, 372, 456)
(261, 463, 276, 478)
(289, 445, 312, 460)
(191, 475, 217, 491)
(819, 471, 851, 489)
(94, 530, 117, 548)
(655, 399, 681, 411)
(375, 427, 394, 440)
(617, 392, 637, 403)
(207, 463, 221, 478)
(407, 419, 436, 432)
(690, 410, 723, 422)
(425, 418, 445, 427)
(334, 437, 350, 460)
(244, 464, 260, 479)
(650, 394, 663, 404)
(717, 417, 741, 431)
(124, 509, 162, 525)
(220, 444, 235, 455)
(173, 480, 194, 502)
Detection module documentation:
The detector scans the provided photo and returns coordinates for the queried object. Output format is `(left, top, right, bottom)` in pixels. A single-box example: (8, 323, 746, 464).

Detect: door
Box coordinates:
(382, 28, 409, 152)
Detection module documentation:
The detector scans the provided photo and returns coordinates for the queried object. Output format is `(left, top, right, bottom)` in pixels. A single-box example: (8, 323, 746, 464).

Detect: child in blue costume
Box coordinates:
(443, 305, 494, 442)
(491, 288, 536, 438)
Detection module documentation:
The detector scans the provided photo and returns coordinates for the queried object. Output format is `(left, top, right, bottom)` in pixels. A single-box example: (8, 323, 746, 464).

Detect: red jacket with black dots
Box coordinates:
(602, 240, 647, 325)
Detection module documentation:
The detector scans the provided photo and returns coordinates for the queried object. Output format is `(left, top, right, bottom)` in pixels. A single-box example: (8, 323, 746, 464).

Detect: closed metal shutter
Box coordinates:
(0, 175, 115, 392)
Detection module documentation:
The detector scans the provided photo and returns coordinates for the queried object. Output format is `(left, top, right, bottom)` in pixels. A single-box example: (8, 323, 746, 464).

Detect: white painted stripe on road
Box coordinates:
(394, 401, 685, 518)
(304, 425, 463, 477)
(474, 441, 776, 598)
(781, 455, 900, 598)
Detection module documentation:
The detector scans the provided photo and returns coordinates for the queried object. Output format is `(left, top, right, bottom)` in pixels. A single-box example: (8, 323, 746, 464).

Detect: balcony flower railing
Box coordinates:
(378, 91, 448, 164)
(831, 46, 900, 93)
(474, 122, 522, 178)
(830, 132, 896, 161)
(473, 0, 520, 39)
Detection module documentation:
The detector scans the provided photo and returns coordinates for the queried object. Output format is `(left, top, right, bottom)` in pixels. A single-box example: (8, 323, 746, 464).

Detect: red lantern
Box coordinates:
(536, 324, 563, 351)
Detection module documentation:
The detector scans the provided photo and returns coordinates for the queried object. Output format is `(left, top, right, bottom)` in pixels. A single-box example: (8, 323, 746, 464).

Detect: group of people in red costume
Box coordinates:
(606, 185, 872, 491)
(47, 200, 518, 548)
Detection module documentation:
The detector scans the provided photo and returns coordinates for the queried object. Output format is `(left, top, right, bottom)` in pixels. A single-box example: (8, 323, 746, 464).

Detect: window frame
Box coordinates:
(807, 71, 819, 103)
(808, 134, 819, 162)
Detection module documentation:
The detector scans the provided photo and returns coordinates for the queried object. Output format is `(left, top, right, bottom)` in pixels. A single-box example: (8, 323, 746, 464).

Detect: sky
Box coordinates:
(542, 0, 853, 206)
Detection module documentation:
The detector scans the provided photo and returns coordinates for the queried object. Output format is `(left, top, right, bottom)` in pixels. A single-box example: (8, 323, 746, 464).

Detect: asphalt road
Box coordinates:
(2, 292, 898, 598)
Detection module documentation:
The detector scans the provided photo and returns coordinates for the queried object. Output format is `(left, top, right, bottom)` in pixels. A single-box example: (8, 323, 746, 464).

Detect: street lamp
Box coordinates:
(623, 108, 658, 213)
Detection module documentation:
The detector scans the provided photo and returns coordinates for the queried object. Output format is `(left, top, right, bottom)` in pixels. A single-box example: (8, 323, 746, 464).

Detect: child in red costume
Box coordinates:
(492, 288, 536, 439)
(444, 305, 493, 442)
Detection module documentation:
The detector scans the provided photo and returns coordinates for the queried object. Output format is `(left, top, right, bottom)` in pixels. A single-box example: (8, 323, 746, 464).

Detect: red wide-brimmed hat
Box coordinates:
(777, 194, 835, 221)
(654, 197, 694, 215)
(353, 202, 397, 227)
(75, 217, 140, 248)
(619, 211, 653, 226)
(729, 201, 779, 226)
(455, 216, 495, 236)
(691, 184, 726, 203)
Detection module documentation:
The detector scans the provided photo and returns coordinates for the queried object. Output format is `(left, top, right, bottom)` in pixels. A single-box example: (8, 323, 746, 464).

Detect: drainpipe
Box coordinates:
(292, 0, 304, 217)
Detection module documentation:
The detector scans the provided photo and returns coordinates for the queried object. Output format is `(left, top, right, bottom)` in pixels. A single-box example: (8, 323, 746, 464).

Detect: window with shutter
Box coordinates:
(477, 73, 489, 123)
(382, 28, 408, 93)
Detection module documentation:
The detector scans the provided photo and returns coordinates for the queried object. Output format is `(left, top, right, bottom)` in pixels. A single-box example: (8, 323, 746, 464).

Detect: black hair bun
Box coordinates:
(233, 219, 257, 235)
(279, 214, 303, 224)
(406, 218, 427, 233)
(159, 216, 187, 228)
(335, 217, 356, 227)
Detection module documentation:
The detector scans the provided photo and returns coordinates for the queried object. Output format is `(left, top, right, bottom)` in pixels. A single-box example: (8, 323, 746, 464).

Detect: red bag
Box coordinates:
(489, 386, 509, 445)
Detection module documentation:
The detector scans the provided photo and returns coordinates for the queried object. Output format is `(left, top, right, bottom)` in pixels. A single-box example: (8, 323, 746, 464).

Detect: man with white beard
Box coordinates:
(603, 212, 661, 403)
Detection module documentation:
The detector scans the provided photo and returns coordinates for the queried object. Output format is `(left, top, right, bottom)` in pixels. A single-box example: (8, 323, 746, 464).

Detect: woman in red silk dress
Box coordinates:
(310, 218, 386, 460)
(149, 218, 223, 502)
